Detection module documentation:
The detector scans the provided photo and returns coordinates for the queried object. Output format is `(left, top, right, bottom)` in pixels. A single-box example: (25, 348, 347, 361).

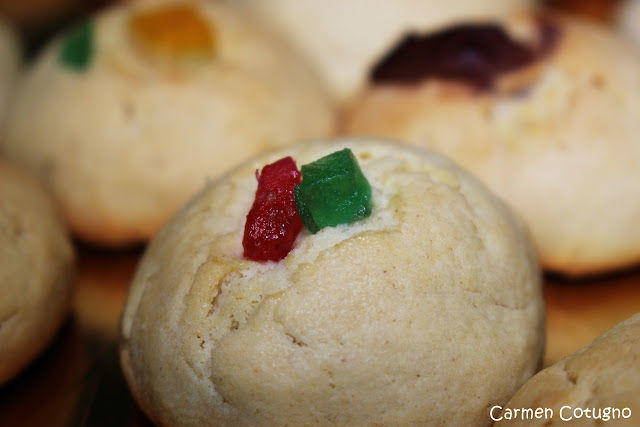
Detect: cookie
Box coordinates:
(0, 161, 74, 385)
(232, 0, 534, 101)
(343, 11, 640, 276)
(1, 0, 335, 246)
(495, 312, 640, 426)
(120, 138, 544, 426)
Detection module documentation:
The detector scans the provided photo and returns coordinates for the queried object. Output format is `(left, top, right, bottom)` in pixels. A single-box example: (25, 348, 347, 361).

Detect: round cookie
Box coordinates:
(0, 18, 21, 125)
(0, 160, 74, 386)
(231, 0, 535, 101)
(495, 312, 640, 426)
(119, 138, 544, 426)
(1, 0, 335, 246)
(342, 11, 640, 277)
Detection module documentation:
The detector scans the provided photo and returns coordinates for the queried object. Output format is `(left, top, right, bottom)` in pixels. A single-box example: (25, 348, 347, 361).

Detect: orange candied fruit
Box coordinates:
(129, 4, 216, 62)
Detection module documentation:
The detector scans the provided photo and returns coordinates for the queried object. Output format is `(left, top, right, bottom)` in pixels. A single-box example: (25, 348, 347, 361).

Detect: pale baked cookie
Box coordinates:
(120, 138, 544, 426)
(231, 0, 535, 102)
(0, 161, 74, 386)
(1, 0, 335, 246)
(343, 12, 640, 276)
(496, 312, 640, 426)
(0, 18, 20, 126)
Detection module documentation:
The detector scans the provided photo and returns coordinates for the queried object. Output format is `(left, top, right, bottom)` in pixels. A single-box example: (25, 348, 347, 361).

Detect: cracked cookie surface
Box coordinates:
(120, 138, 543, 426)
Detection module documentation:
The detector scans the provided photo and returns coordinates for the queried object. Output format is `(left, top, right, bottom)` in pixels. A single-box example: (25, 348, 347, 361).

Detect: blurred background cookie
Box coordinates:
(0, 161, 74, 386)
(342, 11, 640, 277)
(497, 312, 640, 426)
(1, 0, 336, 247)
(120, 138, 544, 426)
(231, 0, 536, 103)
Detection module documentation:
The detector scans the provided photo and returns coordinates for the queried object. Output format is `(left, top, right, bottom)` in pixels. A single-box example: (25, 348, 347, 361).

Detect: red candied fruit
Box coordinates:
(242, 156, 303, 262)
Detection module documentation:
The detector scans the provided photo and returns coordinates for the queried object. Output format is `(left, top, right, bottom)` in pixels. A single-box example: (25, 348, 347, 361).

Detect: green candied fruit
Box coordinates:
(294, 148, 372, 234)
(59, 21, 94, 71)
